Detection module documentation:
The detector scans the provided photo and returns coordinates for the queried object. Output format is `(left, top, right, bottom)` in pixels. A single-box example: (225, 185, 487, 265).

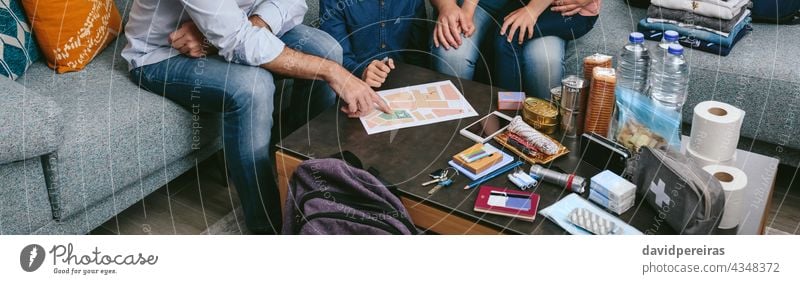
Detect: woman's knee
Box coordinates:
(431, 38, 484, 77)
(522, 36, 566, 70)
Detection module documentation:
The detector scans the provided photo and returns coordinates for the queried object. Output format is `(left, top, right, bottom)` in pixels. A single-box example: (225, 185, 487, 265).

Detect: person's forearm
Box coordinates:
(260, 47, 344, 83)
(527, 0, 554, 15)
(249, 15, 272, 33)
(461, 0, 479, 13)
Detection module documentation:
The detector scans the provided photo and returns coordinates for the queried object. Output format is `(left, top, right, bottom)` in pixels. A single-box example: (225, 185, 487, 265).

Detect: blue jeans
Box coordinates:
(494, 36, 566, 99)
(495, 10, 596, 98)
(431, 4, 496, 80)
(431, 4, 569, 99)
(129, 25, 341, 234)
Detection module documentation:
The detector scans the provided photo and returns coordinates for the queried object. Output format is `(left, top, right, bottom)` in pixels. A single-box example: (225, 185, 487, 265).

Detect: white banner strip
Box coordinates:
(1, 236, 797, 283)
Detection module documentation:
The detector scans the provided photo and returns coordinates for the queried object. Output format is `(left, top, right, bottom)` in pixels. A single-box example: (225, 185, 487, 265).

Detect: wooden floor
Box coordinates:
(91, 156, 242, 235)
(765, 164, 800, 234)
(92, 155, 800, 235)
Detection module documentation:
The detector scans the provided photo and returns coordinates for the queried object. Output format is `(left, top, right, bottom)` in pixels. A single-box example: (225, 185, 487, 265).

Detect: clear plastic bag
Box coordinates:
(611, 88, 682, 153)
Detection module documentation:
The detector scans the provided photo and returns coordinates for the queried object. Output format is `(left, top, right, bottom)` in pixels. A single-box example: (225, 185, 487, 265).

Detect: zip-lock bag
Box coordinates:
(633, 147, 725, 234)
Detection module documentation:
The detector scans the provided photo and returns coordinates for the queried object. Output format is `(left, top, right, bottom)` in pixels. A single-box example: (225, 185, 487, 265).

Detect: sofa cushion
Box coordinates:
(20, 0, 122, 73)
(0, 0, 40, 79)
(0, 76, 62, 164)
(0, 158, 54, 234)
(565, 0, 800, 150)
(18, 36, 221, 220)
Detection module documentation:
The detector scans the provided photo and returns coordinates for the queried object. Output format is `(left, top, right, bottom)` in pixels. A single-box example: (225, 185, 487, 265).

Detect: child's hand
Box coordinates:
(361, 59, 395, 88)
(500, 5, 540, 44)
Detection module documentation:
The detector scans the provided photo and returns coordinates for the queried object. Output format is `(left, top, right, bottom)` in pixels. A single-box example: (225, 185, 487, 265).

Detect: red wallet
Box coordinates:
(474, 186, 540, 222)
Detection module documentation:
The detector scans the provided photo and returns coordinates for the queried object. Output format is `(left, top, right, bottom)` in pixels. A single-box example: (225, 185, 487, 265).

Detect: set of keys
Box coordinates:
(423, 168, 458, 195)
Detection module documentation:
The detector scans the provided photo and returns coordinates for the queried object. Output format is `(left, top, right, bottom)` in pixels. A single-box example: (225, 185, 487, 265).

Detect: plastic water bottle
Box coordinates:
(616, 32, 650, 94)
(648, 44, 689, 110)
(651, 30, 680, 70)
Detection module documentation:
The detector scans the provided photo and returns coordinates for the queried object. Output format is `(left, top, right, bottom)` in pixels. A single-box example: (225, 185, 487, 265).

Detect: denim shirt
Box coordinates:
(319, 0, 429, 77)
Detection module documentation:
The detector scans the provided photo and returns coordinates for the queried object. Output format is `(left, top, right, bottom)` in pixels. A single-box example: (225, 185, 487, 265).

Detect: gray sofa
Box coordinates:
(0, 0, 222, 234)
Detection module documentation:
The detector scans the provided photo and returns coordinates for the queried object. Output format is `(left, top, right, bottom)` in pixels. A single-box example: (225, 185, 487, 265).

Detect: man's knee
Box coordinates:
(227, 68, 276, 113)
(285, 25, 344, 65)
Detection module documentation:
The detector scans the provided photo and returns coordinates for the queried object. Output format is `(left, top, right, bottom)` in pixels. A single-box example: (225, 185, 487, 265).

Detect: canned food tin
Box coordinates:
(560, 108, 585, 138)
(523, 97, 559, 126)
(561, 75, 588, 111)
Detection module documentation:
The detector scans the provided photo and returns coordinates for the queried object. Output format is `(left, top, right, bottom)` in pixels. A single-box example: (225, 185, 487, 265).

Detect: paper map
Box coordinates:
(360, 80, 478, 134)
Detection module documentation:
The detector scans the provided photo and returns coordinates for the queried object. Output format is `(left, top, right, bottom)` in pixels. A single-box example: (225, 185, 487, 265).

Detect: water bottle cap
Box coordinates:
(668, 44, 684, 55)
(664, 30, 679, 41)
(628, 32, 644, 43)
(629, 32, 645, 43)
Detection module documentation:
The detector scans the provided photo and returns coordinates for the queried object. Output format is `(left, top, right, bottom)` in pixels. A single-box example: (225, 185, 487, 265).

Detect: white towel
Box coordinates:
(695, 0, 749, 9)
(651, 0, 750, 20)
(695, 0, 750, 9)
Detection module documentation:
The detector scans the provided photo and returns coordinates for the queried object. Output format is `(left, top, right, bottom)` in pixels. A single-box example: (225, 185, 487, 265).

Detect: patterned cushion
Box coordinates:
(0, 0, 39, 79)
(20, 0, 121, 73)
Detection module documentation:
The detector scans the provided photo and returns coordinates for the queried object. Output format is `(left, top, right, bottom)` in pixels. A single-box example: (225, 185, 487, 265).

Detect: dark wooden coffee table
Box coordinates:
(275, 63, 778, 235)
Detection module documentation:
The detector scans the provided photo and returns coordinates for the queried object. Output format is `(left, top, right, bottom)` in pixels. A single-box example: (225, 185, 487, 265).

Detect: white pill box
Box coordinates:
(590, 170, 636, 201)
(589, 188, 634, 215)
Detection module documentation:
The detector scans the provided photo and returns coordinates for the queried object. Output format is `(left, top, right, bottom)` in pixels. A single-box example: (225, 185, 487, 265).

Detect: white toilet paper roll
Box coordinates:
(688, 101, 745, 162)
(687, 147, 736, 168)
(703, 165, 748, 230)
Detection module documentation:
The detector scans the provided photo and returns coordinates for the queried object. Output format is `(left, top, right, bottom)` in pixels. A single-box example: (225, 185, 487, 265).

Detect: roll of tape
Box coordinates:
(689, 101, 745, 162)
(703, 165, 748, 229)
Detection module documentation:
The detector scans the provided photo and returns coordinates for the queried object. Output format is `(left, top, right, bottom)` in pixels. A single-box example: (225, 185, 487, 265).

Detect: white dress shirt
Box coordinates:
(121, 0, 307, 70)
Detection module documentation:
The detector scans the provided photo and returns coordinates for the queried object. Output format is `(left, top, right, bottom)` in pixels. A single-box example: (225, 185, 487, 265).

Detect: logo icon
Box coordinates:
(20, 244, 45, 272)
(649, 179, 670, 207)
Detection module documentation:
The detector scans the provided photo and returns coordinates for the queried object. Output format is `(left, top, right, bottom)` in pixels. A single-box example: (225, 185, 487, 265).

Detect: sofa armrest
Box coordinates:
(0, 76, 64, 165)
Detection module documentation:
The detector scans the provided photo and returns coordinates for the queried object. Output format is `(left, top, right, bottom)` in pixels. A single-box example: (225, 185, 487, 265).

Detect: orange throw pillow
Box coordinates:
(21, 0, 121, 73)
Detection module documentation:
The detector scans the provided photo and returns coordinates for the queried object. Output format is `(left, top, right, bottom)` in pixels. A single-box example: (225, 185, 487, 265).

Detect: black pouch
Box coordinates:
(633, 147, 725, 234)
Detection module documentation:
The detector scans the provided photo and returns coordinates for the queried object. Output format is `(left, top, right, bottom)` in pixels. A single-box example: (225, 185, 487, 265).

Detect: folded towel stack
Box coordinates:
(638, 0, 753, 56)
